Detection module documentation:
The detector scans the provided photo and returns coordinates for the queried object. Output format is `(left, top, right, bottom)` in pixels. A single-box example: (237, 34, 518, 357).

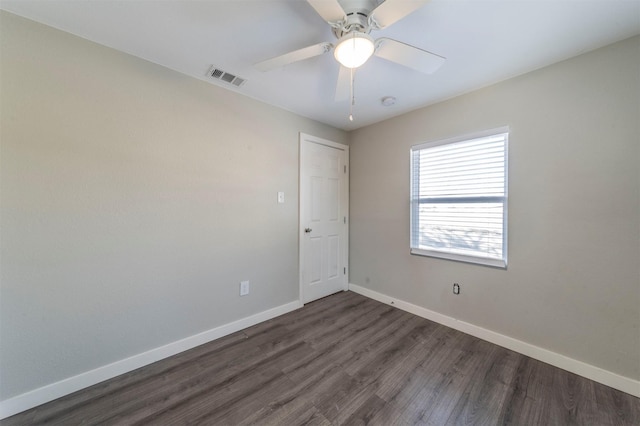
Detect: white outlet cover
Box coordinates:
(277, 192, 284, 203)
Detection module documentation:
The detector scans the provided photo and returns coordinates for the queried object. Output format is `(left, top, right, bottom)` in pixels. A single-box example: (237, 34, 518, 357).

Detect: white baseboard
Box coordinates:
(0, 300, 303, 420)
(348, 283, 640, 398)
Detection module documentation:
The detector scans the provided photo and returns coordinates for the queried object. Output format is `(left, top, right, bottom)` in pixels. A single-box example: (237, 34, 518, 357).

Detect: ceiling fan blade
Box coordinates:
(374, 38, 445, 74)
(307, 0, 346, 23)
(335, 65, 350, 102)
(255, 42, 332, 71)
(370, 0, 430, 29)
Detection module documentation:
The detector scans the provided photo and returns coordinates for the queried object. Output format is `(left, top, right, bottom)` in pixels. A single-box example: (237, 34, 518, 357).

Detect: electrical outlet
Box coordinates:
(453, 283, 460, 295)
(240, 280, 250, 296)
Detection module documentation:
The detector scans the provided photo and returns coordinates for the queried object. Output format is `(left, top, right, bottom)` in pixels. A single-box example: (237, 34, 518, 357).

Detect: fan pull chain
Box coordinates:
(349, 33, 355, 122)
(349, 66, 354, 121)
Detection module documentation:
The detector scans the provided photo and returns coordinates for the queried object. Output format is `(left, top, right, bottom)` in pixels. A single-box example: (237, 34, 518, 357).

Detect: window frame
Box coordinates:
(410, 127, 509, 269)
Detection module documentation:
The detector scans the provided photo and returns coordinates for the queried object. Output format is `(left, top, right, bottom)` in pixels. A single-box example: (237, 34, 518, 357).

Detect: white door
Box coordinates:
(299, 133, 349, 303)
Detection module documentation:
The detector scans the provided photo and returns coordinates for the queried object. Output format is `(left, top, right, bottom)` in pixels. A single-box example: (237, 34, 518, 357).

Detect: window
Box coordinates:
(410, 128, 508, 268)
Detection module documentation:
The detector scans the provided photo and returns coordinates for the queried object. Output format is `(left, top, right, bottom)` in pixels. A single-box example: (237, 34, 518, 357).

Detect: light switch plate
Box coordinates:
(277, 192, 285, 204)
(240, 280, 250, 296)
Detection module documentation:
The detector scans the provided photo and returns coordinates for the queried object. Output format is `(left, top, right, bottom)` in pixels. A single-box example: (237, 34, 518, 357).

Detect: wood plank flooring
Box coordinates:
(3, 291, 639, 425)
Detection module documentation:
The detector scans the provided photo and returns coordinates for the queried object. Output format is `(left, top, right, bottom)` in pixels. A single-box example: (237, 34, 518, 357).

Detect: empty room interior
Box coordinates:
(1, 0, 639, 424)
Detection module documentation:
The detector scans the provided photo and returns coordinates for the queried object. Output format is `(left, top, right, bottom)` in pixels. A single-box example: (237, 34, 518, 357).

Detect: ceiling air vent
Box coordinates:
(206, 66, 246, 88)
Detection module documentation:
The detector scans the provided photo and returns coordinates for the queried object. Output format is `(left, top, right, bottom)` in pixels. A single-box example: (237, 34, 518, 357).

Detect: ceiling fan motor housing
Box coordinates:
(331, 0, 380, 38)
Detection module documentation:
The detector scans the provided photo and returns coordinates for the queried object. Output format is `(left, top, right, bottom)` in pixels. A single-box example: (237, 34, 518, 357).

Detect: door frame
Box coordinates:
(299, 133, 349, 304)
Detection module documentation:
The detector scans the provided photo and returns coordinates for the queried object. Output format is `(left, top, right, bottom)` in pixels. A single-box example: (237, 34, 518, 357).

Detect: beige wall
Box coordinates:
(0, 12, 347, 400)
(349, 35, 640, 380)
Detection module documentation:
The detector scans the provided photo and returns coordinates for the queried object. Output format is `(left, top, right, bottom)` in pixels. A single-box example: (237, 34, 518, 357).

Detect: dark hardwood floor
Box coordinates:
(3, 291, 639, 425)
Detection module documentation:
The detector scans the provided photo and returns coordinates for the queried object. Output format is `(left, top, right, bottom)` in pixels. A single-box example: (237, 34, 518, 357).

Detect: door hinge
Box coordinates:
(344, 165, 347, 173)
(344, 267, 346, 275)
(343, 216, 346, 224)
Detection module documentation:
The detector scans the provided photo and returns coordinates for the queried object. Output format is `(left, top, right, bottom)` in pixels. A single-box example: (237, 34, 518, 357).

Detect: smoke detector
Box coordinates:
(381, 96, 396, 106)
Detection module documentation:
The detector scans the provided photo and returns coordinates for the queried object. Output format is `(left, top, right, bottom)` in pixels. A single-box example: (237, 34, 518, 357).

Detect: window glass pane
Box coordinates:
(416, 202, 504, 260)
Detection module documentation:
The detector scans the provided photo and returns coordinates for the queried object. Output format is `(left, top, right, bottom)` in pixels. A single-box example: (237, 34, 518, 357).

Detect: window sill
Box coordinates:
(410, 248, 507, 269)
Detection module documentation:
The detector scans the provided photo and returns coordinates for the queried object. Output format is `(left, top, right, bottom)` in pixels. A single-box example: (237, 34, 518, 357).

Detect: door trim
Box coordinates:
(299, 133, 349, 304)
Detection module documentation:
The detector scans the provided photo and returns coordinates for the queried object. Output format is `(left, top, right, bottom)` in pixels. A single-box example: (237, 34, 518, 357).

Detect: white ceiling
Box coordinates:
(2, 0, 639, 130)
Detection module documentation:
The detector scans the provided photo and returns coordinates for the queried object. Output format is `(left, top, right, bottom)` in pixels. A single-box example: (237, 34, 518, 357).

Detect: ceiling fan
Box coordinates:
(255, 0, 445, 104)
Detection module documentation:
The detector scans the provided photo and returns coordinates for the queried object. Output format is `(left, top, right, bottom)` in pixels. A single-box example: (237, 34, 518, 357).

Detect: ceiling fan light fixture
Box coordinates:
(334, 32, 375, 68)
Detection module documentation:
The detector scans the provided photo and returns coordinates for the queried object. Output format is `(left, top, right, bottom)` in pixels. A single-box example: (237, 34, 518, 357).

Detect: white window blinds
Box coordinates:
(410, 128, 508, 268)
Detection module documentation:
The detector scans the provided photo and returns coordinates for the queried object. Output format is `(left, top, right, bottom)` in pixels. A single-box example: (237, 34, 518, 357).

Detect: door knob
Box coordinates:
(305, 228, 312, 233)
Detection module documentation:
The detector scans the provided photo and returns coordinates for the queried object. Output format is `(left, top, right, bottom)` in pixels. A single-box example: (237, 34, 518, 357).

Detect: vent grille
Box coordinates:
(206, 66, 246, 88)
